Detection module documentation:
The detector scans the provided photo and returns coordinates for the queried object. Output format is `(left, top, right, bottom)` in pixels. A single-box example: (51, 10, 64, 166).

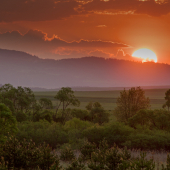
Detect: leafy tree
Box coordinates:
(86, 102, 109, 125)
(32, 109, 53, 123)
(0, 103, 17, 143)
(54, 87, 80, 112)
(115, 87, 150, 123)
(0, 84, 36, 116)
(53, 87, 80, 122)
(163, 89, 170, 111)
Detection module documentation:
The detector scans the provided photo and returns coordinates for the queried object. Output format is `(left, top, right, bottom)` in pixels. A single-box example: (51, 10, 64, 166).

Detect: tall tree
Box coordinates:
(54, 87, 80, 112)
(162, 89, 170, 111)
(53, 87, 80, 123)
(115, 87, 150, 123)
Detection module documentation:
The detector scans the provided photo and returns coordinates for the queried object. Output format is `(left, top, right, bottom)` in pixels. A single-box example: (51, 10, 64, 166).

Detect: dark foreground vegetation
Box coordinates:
(1, 84, 170, 169)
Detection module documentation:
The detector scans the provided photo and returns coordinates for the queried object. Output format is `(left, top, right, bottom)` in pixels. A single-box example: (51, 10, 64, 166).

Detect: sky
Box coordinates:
(0, 0, 170, 64)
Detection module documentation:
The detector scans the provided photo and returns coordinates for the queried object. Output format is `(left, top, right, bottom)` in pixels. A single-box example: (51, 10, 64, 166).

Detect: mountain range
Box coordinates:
(0, 48, 170, 89)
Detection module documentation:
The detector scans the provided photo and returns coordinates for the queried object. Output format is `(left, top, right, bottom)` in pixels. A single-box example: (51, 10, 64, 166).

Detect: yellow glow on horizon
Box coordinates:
(132, 48, 157, 63)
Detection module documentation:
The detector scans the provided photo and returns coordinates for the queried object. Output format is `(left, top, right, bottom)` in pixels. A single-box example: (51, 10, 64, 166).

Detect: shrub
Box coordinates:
(64, 118, 93, 131)
(65, 157, 85, 170)
(17, 121, 69, 149)
(0, 136, 58, 170)
(103, 122, 134, 147)
(60, 146, 75, 161)
(71, 109, 91, 121)
(82, 125, 105, 146)
(80, 140, 96, 160)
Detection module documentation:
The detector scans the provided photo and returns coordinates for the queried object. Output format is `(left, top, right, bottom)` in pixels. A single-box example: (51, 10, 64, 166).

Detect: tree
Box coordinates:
(115, 87, 150, 123)
(53, 87, 80, 123)
(162, 89, 170, 111)
(54, 87, 80, 112)
(0, 84, 36, 115)
(0, 103, 17, 143)
(86, 102, 109, 125)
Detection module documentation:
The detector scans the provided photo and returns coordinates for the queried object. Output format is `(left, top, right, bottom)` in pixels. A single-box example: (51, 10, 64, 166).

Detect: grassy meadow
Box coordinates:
(34, 88, 168, 110)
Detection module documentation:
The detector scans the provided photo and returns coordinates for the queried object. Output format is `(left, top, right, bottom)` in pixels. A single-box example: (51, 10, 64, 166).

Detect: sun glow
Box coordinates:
(132, 48, 157, 63)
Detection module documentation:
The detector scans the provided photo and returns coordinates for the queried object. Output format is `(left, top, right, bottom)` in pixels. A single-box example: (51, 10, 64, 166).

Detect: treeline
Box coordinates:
(1, 84, 170, 169)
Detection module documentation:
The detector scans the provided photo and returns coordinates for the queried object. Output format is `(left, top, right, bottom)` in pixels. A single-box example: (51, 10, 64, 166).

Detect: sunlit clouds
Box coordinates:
(0, 0, 170, 63)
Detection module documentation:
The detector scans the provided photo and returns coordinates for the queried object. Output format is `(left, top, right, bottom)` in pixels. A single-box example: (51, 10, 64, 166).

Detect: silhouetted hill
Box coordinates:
(0, 48, 170, 89)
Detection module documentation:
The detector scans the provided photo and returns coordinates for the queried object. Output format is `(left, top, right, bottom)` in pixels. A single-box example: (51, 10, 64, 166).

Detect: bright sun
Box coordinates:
(132, 48, 157, 63)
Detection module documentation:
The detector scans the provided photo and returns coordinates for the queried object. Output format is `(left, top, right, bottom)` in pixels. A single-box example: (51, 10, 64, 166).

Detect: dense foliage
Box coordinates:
(1, 84, 170, 169)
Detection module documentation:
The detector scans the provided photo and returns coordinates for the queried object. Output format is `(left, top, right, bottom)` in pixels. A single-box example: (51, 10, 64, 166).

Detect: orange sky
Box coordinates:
(0, 0, 170, 63)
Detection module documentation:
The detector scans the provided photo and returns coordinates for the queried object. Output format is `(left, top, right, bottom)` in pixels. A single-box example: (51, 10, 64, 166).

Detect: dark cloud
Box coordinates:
(0, 0, 79, 22)
(0, 0, 169, 23)
(82, 0, 170, 17)
(0, 30, 129, 59)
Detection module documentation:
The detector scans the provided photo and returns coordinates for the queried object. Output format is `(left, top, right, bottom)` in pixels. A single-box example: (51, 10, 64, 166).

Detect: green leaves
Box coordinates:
(115, 87, 150, 123)
(54, 87, 80, 111)
(0, 103, 17, 143)
(86, 102, 109, 125)
(60, 146, 75, 161)
(0, 84, 36, 115)
(0, 137, 61, 170)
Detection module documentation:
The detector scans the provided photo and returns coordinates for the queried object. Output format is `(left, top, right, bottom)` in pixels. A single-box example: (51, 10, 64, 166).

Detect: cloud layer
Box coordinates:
(0, 29, 129, 59)
(0, 0, 169, 23)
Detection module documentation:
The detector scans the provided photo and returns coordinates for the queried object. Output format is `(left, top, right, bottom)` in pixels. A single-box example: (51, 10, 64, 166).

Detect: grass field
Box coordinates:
(34, 88, 168, 110)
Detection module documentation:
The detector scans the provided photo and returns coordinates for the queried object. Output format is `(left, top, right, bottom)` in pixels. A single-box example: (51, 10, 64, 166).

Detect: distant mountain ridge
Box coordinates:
(0, 48, 170, 89)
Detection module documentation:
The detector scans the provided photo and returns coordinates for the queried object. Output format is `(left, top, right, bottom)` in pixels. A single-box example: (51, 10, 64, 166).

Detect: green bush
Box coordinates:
(83, 125, 105, 146)
(129, 130, 170, 150)
(80, 140, 96, 160)
(71, 109, 91, 121)
(103, 122, 134, 147)
(0, 136, 58, 170)
(60, 146, 75, 161)
(65, 157, 85, 170)
(64, 118, 93, 131)
(86, 102, 109, 125)
(87, 140, 131, 170)
(16, 121, 69, 149)
(131, 152, 155, 170)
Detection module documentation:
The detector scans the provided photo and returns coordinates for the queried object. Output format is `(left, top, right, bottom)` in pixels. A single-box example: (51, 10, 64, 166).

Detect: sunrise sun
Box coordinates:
(132, 48, 157, 63)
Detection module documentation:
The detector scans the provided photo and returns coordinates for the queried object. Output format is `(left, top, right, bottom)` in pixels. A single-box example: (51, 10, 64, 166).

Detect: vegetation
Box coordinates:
(163, 89, 170, 111)
(115, 87, 150, 123)
(1, 84, 170, 169)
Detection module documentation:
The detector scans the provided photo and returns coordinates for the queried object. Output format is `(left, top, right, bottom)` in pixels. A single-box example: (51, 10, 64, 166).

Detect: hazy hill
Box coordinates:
(0, 48, 170, 89)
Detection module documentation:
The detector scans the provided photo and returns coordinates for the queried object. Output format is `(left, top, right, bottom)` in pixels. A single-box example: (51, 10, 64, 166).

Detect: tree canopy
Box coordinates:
(54, 87, 80, 112)
(0, 103, 17, 143)
(0, 84, 35, 115)
(115, 87, 150, 123)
